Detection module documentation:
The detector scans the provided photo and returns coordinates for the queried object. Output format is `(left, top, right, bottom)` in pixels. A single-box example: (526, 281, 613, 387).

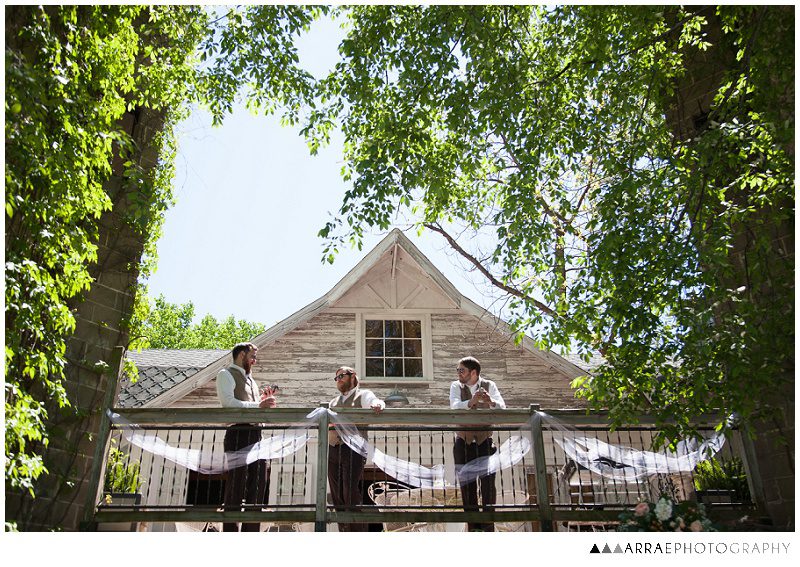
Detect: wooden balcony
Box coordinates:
(86, 405, 761, 532)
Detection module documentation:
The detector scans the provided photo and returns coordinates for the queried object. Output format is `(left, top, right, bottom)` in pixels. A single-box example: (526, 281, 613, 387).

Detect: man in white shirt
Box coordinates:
(449, 356, 506, 531)
(216, 342, 276, 532)
(327, 366, 384, 531)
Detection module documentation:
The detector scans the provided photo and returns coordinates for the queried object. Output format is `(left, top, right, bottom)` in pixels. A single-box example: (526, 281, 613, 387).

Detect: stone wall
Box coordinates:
(664, 7, 794, 529)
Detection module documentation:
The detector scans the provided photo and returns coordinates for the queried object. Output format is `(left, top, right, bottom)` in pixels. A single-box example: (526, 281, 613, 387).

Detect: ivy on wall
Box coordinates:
(4, 5, 325, 508)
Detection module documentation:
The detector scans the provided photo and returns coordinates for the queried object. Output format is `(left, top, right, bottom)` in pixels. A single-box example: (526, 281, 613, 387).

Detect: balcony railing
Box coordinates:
(86, 403, 761, 532)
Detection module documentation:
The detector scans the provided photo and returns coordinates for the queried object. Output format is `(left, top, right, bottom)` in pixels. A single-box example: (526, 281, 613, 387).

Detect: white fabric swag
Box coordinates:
(106, 409, 726, 488)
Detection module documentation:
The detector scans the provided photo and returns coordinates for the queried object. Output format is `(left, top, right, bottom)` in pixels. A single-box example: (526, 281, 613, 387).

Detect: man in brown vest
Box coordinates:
(216, 342, 276, 532)
(449, 356, 506, 531)
(328, 366, 385, 531)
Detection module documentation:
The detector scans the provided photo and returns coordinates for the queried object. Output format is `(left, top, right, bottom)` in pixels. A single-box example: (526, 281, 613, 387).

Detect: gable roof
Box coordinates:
(326, 230, 463, 308)
(136, 229, 589, 407)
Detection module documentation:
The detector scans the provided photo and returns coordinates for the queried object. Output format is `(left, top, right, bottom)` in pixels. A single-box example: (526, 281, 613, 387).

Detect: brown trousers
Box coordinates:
(223, 424, 270, 532)
(327, 443, 367, 532)
(453, 437, 497, 532)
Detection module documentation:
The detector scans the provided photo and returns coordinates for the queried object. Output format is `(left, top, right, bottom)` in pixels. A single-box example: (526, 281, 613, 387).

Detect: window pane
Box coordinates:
(384, 320, 402, 338)
(365, 320, 383, 338)
(365, 339, 384, 357)
(363, 318, 426, 379)
(366, 358, 383, 377)
(385, 358, 403, 377)
(403, 320, 422, 338)
(404, 358, 423, 377)
(403, 339, 422, 357)
(385, 339, 403, 357)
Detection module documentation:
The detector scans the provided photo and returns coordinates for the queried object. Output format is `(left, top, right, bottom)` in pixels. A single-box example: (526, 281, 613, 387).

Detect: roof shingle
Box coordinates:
(118, 349, 227, 408)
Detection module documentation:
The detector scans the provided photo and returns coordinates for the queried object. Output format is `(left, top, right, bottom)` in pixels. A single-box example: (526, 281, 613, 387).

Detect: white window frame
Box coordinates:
(355, 312, 433, 383)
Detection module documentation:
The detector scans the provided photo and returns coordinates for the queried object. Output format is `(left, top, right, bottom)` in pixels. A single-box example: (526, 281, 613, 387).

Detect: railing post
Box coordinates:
(81, 346, 125, 530)
(738, 424, 769, 516)
(529, 404, 553, 531)
(314, 402, 330, 532)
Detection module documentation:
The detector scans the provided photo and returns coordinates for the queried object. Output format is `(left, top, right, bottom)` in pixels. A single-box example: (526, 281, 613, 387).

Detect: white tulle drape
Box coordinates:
(107, 408, 530, 486)
(107, 409, 727, 486)
(539, 412, 728, 480)
(107, 411, 313, 475)
(308, 408, 532, 487)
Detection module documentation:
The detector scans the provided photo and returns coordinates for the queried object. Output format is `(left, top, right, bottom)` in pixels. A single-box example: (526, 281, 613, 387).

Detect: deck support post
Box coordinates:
(80, 346, 125, 531)
(314, 403, 330, 532)
(530, 404, 553, 531)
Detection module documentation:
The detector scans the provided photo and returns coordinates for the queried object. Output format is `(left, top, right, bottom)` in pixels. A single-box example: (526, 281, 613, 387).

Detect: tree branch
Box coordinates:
(497, 131, 572, 227)
(423, 221, 557, 318)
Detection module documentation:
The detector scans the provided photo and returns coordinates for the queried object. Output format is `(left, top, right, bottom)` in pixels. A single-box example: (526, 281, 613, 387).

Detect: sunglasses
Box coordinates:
(456, 367, 469, 374)
(334, 371, 353, 381)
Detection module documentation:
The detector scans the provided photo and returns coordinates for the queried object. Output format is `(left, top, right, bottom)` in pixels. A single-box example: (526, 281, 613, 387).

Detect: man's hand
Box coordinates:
(469, 388, 493, 409)
(259, 396, 277, 409)
(371, 402, 384, 414)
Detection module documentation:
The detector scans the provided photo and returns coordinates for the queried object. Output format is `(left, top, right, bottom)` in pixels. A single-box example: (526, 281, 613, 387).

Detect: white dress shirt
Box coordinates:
(331, 387, 386, 410)
(449, 378, 506, 410)
(216, 364, 260, 408)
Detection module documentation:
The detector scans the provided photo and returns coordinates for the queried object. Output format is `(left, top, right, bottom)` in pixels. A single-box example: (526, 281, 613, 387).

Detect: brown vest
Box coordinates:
(457, 378, 493, 444)
(328, 388, 367, 446)
(228, 366, 257, 403)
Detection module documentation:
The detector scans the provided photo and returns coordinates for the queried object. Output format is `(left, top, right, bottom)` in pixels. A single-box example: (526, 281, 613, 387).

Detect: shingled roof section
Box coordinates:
(561, 351, 605, 374)
(118, 349, 228, 408)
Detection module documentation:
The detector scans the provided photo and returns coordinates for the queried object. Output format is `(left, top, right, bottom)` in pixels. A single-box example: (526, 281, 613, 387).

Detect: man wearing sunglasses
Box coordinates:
(450, 356, 506, 531)
(327, 366, 385, 531)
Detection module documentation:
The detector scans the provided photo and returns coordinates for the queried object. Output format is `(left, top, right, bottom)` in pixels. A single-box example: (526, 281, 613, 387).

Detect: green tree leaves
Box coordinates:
(307, 5, 793, 443)
(5, 5, 152, 495)
(131, 294, 266, 351)
(5, 4, 324, 504)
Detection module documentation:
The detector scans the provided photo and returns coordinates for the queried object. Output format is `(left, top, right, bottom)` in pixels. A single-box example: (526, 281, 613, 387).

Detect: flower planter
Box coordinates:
(696, 489, 737, 506)
(97, 492, 142, 532)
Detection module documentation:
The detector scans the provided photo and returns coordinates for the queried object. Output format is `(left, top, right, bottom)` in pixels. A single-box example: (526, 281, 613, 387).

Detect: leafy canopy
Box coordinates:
(130, 294, 266, 351)
(5, 4, 325, 500)
(308, 5, 794, 443)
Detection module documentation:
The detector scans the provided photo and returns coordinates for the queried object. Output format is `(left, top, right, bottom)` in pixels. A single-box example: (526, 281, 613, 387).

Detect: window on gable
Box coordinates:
(364, 319, 424, 378)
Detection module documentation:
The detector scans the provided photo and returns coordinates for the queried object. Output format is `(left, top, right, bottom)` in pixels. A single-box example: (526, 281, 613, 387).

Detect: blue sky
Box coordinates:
(145, 14, 501, 326)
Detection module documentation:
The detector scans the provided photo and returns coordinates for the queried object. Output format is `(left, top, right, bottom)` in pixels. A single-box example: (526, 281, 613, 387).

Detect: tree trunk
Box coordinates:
(664, 6, 794, 529)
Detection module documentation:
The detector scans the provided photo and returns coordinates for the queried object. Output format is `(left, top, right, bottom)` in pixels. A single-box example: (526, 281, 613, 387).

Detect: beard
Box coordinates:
(337, 376, 356, 393)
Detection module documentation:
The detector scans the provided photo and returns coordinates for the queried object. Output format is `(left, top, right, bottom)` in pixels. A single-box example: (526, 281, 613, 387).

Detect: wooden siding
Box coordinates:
(174, 312, 357, 409)
(431, 313, 584, 409)
(174, 310, 584, 411)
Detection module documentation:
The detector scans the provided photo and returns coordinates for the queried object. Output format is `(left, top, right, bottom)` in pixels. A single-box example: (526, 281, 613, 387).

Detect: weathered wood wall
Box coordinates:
(174, 310, 584, 410)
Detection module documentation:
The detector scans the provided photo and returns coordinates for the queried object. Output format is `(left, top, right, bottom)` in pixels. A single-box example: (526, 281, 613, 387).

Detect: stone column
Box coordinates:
(664, 6, 794, 529)
(6, 107, 167, 531)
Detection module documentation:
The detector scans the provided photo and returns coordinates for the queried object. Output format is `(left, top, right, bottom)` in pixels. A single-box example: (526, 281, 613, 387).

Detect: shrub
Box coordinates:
(693, 457, 751, 501)
(103, 441, 142, 494)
